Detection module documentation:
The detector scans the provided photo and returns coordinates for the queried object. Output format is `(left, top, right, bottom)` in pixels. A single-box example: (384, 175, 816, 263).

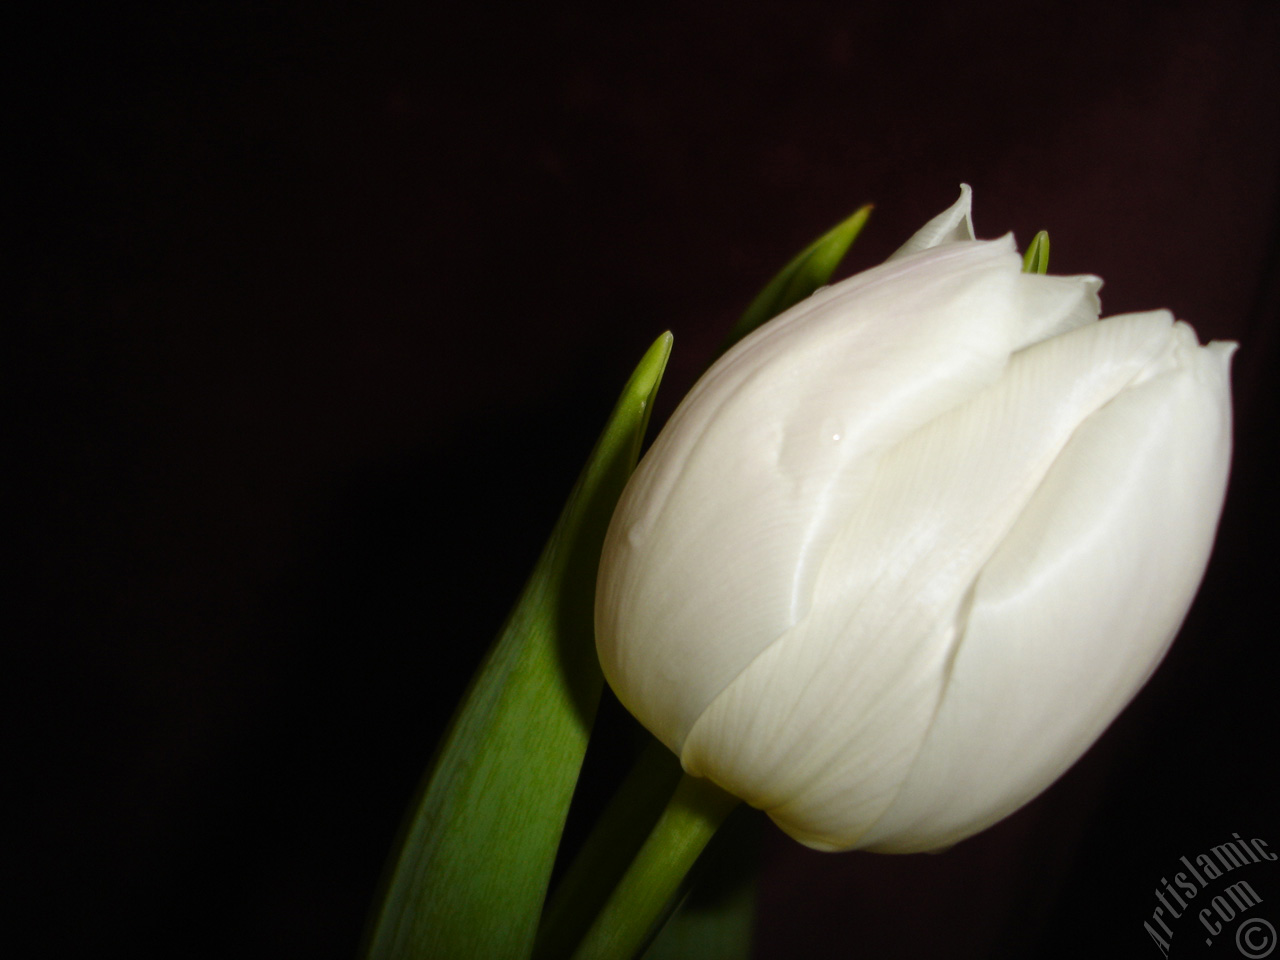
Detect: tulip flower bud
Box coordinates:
(595, 187, 1235, 853)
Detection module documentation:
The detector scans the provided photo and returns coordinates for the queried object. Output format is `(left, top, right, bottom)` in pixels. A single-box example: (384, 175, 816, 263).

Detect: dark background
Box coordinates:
(14, 1, 1279, 957)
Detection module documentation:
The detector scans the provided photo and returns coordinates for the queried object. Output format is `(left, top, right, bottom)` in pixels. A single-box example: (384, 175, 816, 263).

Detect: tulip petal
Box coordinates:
(887, 184, 975, 260)
(856, 324, 1234, 852)
(679, 310, 1195, 850)
(1011, 271, 1102, 349)
(596, 186, 1233, 858)
(597, 239, 1040, 754)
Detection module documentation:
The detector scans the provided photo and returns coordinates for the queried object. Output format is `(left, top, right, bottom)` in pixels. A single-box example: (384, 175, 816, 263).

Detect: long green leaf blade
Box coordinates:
(363, 332, 674, 960)
(720, 203, 872, 353)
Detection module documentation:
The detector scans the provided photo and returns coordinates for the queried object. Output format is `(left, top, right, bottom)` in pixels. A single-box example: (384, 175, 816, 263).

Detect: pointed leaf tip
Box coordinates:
(635, 332, 674, 404)
(721, 203, 872, 354)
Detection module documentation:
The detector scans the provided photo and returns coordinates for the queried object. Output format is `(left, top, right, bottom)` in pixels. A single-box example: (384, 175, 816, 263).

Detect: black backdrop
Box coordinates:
(15, 1, 1279, 958)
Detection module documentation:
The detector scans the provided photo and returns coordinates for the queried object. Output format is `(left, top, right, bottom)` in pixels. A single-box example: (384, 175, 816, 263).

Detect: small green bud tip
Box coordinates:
(1022, 230, 1050, 274)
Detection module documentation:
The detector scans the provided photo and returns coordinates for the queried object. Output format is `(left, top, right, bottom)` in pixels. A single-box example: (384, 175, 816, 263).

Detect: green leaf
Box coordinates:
(1022, 230, 1050, 274)
(720, 203, 872, 353)
(362, 332, 674, 960)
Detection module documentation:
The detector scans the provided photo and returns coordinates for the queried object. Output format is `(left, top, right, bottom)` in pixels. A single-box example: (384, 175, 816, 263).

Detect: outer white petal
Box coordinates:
(888, 183, 1102, 347)
(887, 184, 975, 260)
(1013, 272, 1103, 348)
(680, 311, 1188, 850)
(597, 238, 1034, 753)
(856, 323, 1235, 853)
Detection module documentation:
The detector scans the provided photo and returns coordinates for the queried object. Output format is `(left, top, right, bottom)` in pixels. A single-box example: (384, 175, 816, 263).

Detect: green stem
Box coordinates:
(535, 738, 684, 960)
(568, 773, 740, 960)
(641, 805, 761, 960)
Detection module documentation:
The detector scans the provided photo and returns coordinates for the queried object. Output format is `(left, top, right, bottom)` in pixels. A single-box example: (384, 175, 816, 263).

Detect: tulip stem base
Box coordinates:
(568, 772, 740, 960)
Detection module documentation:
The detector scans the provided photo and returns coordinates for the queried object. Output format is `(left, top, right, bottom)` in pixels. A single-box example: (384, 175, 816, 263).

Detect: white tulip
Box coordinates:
(595, 187, 1235, 853)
